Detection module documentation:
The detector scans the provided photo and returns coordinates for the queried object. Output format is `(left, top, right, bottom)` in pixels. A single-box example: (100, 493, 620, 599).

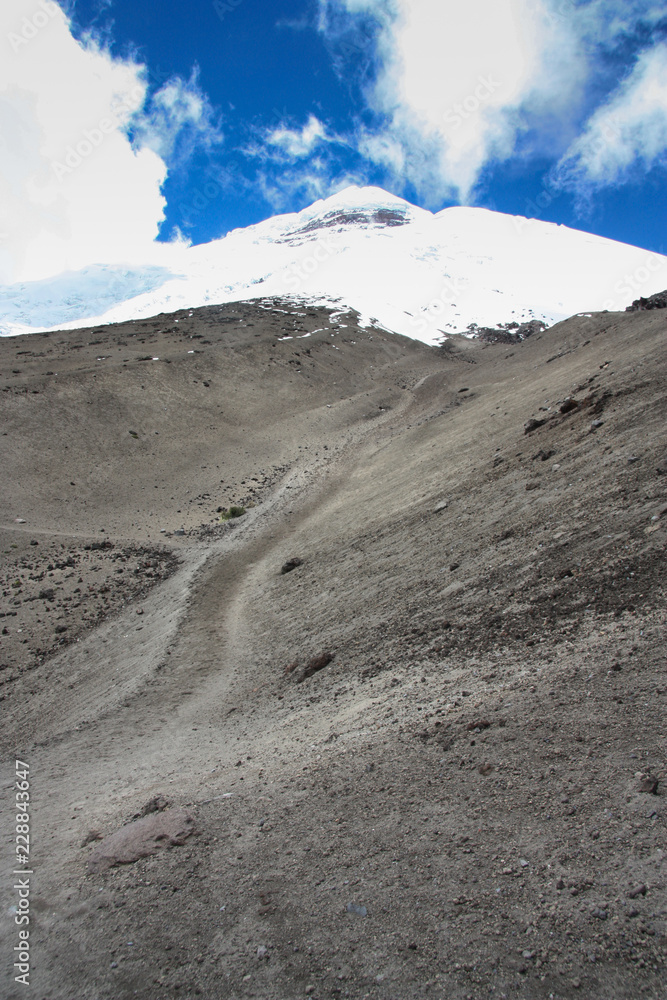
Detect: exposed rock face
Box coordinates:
(626, 289, 667, 311)
(465, 319, 547, 343)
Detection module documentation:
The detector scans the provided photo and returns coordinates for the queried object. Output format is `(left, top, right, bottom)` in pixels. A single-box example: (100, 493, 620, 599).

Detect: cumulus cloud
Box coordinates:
(0, 1, 219, 283)
(317, 0, 667, 203)
(554, 41, 667, 194)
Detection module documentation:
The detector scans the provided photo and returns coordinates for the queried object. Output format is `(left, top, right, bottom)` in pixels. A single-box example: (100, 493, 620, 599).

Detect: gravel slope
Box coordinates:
(1, 300, 665, 1000)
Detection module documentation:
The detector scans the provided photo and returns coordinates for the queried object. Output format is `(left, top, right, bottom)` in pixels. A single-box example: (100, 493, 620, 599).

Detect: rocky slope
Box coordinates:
(0, 299, 665, 1000)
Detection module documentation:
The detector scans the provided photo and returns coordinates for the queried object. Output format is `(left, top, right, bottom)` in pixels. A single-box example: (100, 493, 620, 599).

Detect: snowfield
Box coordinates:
(2, 185, 667, 343)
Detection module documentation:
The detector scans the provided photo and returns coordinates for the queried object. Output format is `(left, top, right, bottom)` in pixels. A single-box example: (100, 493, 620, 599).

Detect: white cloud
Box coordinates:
(266, 114, 330, 159)
(317, 0, 667, 203)
(256, 162, 364, 213)
(133, 70, 224, 165)
(554, 42, 667, 193)
(0, 1, 218, 283)
(246, 113, 358, 211)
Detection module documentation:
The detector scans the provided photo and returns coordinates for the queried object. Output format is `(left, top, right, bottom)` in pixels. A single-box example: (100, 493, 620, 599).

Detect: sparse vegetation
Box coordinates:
(219, 505, 246, 521)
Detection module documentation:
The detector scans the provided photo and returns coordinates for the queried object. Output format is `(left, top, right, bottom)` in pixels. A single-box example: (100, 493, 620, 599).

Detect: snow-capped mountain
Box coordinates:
(2, 186, 667, 344)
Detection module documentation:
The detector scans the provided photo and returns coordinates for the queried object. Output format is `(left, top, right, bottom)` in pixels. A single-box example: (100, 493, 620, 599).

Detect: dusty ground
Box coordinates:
(0, 299, 665, 1000)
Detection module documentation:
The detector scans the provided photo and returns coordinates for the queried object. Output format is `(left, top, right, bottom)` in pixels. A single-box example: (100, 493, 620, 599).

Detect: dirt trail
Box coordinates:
(1, 301, 665, 1000)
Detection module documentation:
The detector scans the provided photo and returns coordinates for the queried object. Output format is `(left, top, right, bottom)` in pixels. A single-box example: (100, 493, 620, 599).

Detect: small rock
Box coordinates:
(627, 455, 639, 463)
(590, 906, 607, 920)
(305, 987, 315, 995)
(346, 902, 367, 917)
(524, 418, 546, 434)
(449, 562, 460, 570)
(434, 501, 448, 512)
(174, 529, 185, 536)
(136, 608, 144, 616)
(525, 481, 541, 490)
(638, 775, 659, 794)
(519, 858, 529, 868)
(560, 398, 579, 414)
(627, 884, 647, 899)
(571, 977, 581, 989)
(298, 651, 334, 682)
(139, 794, 169, 817)
(552, 463, 561, 471)
(556, 878, 565, 890)
(256, 945, 269, 959)
(467, 719, 491, 731)
(591, 419, 604, 429)
(281, 557, 303, 574)
(88, 809, 194, 873)
(627, 907, 640, 918)
(80, 829, 103, 847)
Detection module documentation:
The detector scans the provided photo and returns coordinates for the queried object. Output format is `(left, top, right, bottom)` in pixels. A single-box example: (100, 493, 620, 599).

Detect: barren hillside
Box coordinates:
(1, 300, 665, 1000)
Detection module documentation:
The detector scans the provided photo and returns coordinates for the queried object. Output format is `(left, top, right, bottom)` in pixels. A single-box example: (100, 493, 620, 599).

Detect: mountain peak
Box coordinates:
(284, 185, 418, 236)
(307, 185, 416, 213)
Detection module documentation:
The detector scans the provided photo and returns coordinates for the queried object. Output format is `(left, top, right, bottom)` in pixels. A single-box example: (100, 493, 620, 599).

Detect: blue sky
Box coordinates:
(2, 0, 667, 282)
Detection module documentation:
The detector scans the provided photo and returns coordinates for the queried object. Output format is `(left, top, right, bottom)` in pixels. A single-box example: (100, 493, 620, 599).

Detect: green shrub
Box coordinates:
(219, 505, 246, 521)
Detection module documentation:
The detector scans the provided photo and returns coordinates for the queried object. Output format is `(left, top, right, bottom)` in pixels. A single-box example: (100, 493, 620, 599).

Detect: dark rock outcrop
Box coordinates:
(626, 289, 667, 311)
